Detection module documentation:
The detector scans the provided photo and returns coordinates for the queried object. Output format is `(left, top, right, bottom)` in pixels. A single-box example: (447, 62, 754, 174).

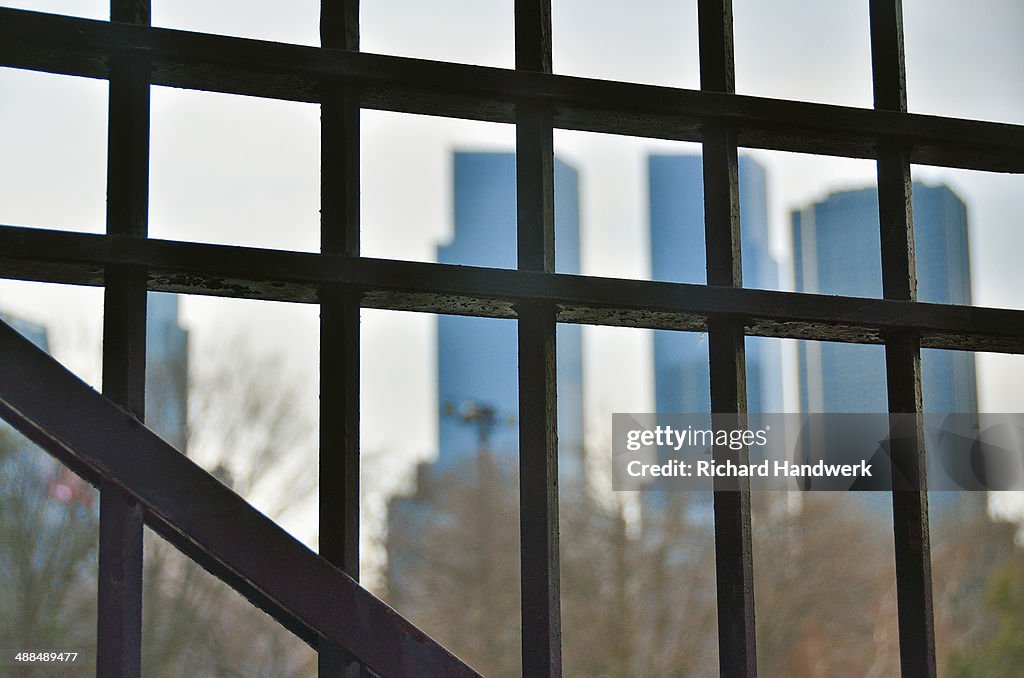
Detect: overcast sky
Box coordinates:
(2, 0, 1024, 548)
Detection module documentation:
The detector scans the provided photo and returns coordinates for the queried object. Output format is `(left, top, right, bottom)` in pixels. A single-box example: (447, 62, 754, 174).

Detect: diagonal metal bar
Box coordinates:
(1, 7, 1023, 173)
(0, 320, 481, 678)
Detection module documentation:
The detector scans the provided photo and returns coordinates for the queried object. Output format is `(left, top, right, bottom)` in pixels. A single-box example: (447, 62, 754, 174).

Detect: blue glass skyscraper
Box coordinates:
(649, 154, 784, 416)
(792, 183, 981, 518)
(791, 183, 977, 416)
(146, 292, 189, 452)
(436, 152, 584, 476)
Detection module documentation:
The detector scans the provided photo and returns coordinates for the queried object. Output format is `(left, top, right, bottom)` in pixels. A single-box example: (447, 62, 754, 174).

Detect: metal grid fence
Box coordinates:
(2, 1, 1024, 676)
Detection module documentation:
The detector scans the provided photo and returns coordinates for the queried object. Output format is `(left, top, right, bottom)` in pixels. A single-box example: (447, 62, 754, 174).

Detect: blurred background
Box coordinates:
(2, 0, 1024, 676)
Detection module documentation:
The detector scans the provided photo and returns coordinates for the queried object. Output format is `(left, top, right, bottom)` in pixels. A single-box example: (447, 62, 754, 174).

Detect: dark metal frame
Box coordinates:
(0, 321, 478, 678)
(1, 1, 1022, 676)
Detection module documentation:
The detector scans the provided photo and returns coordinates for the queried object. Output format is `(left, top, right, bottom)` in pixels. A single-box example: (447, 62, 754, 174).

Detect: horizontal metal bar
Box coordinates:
(1, 226, 1023, 352)
(0, 319, 481, 678)
(1, 7, 1023, 173)
(0, 224, 1004, 353)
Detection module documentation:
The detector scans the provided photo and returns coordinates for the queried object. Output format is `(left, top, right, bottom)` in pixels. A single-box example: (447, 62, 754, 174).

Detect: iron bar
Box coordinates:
(870, 1, 937, 676)
(319, 0, 363, 676)
(0, 8, 1022, 173)
(515, 1, 562, 674)
(97, 0, 150, 673)
(2, 226, 1024, 353)
(0, 321, 481, 678)
(698, 1, 757, 675)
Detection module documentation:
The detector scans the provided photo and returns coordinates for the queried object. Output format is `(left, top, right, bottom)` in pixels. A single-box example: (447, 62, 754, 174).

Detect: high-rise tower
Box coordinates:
(792, 182, 981, 519)
(649, 154, 784, 416)
(436, 151, 584, 477)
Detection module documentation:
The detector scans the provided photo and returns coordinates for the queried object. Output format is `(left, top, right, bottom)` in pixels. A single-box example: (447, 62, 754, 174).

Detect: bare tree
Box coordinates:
(0, 428, 98, 677)
(386, 457, 721, 677)
(751, 493, 899, 677)
(0, 337, 318, 678)
(141, 336, 317, 677)
(386, 451, 523, 677)
(930, 510, 1021, 678)
(386, 457, 1021, 678)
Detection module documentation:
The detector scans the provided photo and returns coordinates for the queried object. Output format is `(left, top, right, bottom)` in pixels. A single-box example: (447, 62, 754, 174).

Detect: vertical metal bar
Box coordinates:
(320, 1, 362, 676)
(517, 298, 560, 677)
(515, 1, 561, 675)
(698, 1, 757, 676)
(98, 2, 150, 676)
(869, 2, 936, 676)
(97, 484, 145, 678)
(515, 0, 553, 76)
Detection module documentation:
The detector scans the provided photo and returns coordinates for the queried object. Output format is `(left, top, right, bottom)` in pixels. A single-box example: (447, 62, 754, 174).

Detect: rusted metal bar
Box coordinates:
(515, 1, 562, 674)
(97, 1, 150, 674)
(3, 226, 1024, 353)
(885, 328, 935, 678)
(698, 0, 757, 675)
(706, 317, 756, 678)
(1, 7, 1023, 173)
(516, 299, 561, 676)
(319, 0, 363, 676)
(870, 2, 937, 676)
(96, 484, 145, 678)
(0, 320, 481, 678)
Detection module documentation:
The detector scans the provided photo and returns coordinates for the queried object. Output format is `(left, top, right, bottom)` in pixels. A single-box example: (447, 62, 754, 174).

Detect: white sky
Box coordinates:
(2, 0, 1024, 553)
